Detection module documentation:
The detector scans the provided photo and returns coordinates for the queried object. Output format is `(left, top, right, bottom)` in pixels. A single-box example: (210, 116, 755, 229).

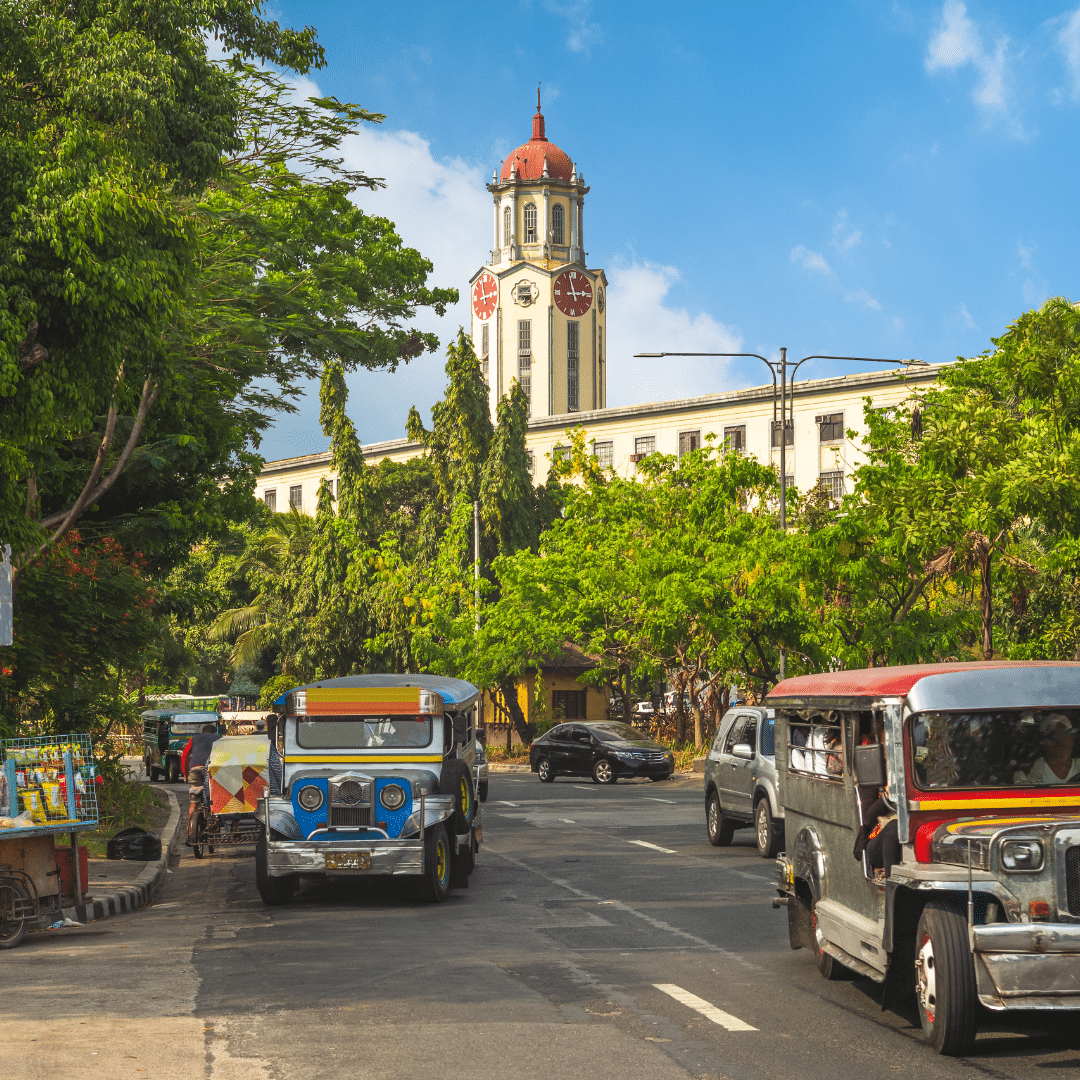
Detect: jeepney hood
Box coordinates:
(932, 814, 1080, 870)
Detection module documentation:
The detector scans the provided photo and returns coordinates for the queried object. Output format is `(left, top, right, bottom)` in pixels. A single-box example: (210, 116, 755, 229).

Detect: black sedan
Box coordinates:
(529, 721, 675, 784)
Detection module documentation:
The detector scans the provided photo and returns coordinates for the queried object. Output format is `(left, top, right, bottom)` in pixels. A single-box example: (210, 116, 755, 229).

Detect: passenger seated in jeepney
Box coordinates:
(853, 784, 901, 886)
(1013, 714, 1080, 784)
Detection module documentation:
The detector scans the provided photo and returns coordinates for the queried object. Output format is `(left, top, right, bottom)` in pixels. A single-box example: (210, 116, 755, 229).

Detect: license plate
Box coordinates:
(325, 851, 370, 870)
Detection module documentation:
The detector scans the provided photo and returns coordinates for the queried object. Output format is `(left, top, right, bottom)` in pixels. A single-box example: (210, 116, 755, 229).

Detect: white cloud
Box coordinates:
(542, 1, 603, 54)
(831, 210, 862, 252)
(1050, 8, 1080, 102)
(960, 303, 978, 329)
(843, 286, 882, 312)
(925, 1, 1024, 137)
(605, 260, 744, 407)
(790, 245, 832, 275)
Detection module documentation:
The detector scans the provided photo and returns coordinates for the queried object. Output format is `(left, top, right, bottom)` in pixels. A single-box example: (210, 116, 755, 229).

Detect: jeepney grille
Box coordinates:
(330, 806, 370, 827)
(335, 780, 366, 805)
(1066, 846, 1080, 917)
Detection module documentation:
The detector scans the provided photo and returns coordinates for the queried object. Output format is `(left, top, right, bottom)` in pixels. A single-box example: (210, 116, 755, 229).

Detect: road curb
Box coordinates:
(61, 787, 182, 925)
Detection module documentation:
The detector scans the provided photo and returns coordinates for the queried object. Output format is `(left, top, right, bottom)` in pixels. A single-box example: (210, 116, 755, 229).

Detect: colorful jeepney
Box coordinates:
(257, 675, 482, 904)
(770, 662, 1080, 1055)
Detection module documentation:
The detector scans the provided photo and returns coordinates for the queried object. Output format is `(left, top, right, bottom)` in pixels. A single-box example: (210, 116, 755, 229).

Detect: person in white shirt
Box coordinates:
(1015, 714, 1080, 784)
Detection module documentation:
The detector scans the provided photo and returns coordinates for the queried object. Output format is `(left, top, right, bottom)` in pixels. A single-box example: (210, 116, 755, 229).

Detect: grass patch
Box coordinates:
(81, 788, 171, 859)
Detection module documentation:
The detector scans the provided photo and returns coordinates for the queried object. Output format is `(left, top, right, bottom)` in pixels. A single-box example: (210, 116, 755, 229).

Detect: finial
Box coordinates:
(542, 155, 550, 178)
(537, 82, 541, 111)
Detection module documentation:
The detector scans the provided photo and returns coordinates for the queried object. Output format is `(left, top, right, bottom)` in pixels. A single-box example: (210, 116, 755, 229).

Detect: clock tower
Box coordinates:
(469, 93, 608, 422)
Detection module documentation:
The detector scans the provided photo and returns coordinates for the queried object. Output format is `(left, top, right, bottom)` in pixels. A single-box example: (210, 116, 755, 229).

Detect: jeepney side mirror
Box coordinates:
(452, 715, 467, 745)
(853, 743, 886, 787)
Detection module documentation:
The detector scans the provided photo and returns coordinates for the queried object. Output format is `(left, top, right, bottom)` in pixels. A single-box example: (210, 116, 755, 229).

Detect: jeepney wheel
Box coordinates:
(0, 879, 30, 949)
(915, 901, 979, 1055)
(441, 760, 476, 833)
(811, 901, 846, 980)
(417, 823, 452, 903)
(707, 791, 735, 846)
(755, 798, 782, 859)
(166, 757, 180, 784)
(255, 830, 296, 906)
(592, 758, 615, 785)
(478, 779, 489, 802)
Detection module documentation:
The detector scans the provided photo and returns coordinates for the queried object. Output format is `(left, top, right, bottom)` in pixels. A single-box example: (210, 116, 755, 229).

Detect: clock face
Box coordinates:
(553, 269, 593, 317)
(472, 272, 498, 320)
(597, 287, 605, 314)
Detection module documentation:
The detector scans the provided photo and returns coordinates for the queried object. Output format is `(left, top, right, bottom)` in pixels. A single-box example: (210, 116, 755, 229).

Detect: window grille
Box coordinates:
(551, 203, 565, 245)
(787, 717, 844, 781)
(517, 320, 531, 411)
(567, 321, 579, 412)
(263, 489, 276, 512)
(818, 470, 845, 504)
(288, 485, 303, 510)
(771, 420, 794, 447)
(634, 435, 655, 457)
(722, 426, 746, 455)
(526, 450, 535, 475)
(503, 205, 511, 246)
(593, 440, 613, 468)
(816, 412, 844, 443)
(678, 430, 702, 457)
(553, 689, 588, 719)
(553, 444, 570, 463)
(523, 202, 537, 243)
(480, 323, 489, 383)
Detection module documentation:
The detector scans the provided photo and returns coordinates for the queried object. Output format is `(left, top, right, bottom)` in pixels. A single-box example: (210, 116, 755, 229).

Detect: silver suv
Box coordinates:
(703, 707, 783, 858)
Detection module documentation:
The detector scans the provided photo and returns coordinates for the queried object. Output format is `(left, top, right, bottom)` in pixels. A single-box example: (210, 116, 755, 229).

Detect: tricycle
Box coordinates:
(185, 734, 269, 859)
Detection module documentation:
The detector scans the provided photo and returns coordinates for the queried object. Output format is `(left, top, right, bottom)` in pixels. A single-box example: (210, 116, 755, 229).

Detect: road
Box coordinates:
(3, 772, 1078, 1080)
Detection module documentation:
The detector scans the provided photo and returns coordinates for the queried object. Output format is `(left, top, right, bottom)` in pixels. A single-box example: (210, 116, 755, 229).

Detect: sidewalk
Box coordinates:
(60, 787, 183, 925)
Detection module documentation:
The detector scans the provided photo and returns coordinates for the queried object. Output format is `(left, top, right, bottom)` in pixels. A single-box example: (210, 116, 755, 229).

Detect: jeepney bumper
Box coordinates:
(266, 838, 425, 877)
(971, 923, 1080, 1011)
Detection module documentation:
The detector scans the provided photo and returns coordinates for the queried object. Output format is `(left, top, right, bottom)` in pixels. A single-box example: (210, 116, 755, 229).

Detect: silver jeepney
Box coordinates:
(255, 675, 483, 905)
(770, 663, 1080, 1055)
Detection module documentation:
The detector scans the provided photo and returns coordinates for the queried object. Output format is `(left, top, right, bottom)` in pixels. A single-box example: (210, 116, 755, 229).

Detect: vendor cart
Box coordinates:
(0, 734, 98, 948)
(186, 735, 269, 858)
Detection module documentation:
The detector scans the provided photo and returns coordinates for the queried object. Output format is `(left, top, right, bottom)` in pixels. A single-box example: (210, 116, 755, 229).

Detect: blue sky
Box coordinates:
(256, 1, 1080, 460)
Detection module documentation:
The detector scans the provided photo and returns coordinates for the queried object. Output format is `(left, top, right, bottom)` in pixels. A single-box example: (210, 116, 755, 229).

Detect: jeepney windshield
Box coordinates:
(169, 717, 220, 735)
(911, 709, 1080, 789)
(296, 715, 433, 750)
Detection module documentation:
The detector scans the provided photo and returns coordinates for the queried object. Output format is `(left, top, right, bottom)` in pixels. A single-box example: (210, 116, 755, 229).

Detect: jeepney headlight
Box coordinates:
(1001, 839, 1044, 872)
(297, 784, 324, 812)
(379, 783, 406, 811)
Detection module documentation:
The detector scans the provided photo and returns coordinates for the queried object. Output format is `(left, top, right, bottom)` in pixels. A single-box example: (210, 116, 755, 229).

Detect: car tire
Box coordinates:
(592, 758, 616, 785)
(255, 830, 296, 906)
(915, 900, 979, 1055)
(417, 823, 452, 903)
(0, 879, 30, 950)
(166, 757, 180, 784)
(537, 758, 555, 783)
(707, 790, 735, 846)
(755, 798, 782, 859)
(441, 759, 476, 834)
(478, 779, 489, 802)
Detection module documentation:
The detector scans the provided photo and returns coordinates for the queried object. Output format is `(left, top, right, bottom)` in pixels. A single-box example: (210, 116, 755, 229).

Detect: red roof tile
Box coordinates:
(499, 107, 574, 183)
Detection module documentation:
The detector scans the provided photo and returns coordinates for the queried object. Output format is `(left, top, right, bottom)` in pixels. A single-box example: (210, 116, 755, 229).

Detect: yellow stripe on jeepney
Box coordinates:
(910, 795, 1080, 811)
(284, 754, 443, 764)
(307, 687, 420, 702)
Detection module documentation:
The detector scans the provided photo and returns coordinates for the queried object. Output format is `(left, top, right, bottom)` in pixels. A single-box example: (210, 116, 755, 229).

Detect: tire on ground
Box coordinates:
(755, 797, 782, 859)
(255, 829, 296, 906)
(440, 759, 476, 834)
(707, 790, 735, 846)
(0, 879, 30, 949)
(592, 758, 616, 785)
(417, 823, 452, 903)
(916, 899, 980, 1055)
(537, 758, 555, 782)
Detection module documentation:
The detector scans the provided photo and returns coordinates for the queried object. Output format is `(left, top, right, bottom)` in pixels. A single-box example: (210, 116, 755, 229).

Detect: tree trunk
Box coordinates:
(620, 665, 632, 721)
(498, 676, 532, 745)
(979, 547, 993, 660)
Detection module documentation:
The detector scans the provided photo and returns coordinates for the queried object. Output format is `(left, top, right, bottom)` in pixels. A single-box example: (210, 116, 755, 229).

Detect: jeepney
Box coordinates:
(770, 662, 1080, 1056)
(257, 674, 482, 904)
(141, 708, 225, 784)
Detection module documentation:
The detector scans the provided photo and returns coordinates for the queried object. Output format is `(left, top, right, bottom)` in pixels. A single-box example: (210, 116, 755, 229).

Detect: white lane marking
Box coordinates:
(562, 819, 576, 824)
(644, 796, 675, 804)
(497, 800, 520, 807)
(730, 869, 770, 881)
(653, 983, 758, 1031)
(628, 839, 677, 854)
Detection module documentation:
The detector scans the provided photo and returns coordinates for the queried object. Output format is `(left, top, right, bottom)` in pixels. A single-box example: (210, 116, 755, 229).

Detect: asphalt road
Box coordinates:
(3, 772, 1079, 1080)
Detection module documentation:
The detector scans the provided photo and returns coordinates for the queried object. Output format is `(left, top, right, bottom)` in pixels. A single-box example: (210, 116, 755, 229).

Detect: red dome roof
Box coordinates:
(499, 105, 574, 183)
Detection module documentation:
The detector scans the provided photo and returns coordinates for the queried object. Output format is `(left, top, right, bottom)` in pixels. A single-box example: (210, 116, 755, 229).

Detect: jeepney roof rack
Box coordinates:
(273, 674, 481, 714)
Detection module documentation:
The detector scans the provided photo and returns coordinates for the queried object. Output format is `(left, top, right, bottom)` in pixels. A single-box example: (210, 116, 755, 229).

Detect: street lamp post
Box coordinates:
(633, 349, 928, 680)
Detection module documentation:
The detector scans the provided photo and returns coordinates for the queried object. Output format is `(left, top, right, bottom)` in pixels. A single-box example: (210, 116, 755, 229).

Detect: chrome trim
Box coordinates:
(266, 837, 424, 876)
(792, 825, 827, 902)
(1054, 828, 1080, 922)
(971, 923, 1080, 1011)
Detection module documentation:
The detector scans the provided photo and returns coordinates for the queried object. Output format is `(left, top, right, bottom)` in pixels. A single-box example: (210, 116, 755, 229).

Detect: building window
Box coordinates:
(517, 319, 532, 413)
(263, 489, 277, 512)
(593, 440, 613, 468)
(818, 470, 845, 504)
(553, 689, 588, 720)
(553, 444, 570, 463)
(817, 413, 844, 443)
(503, 204, 512, 247)
(679, 430, 702, 457)
(526, 450, 535, 475)
(481, 323, 489, 382)
(289, 485, 303, 510)
(633, 436, 655, 461)
(771, 420, 794, 447)
(567, 321, 579, 412)
(551, 203, 565, 244)
(523, 202, 537, 243)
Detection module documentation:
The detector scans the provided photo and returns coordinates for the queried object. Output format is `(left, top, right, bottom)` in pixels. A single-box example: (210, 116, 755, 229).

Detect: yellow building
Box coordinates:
(470, 94, 607, 421)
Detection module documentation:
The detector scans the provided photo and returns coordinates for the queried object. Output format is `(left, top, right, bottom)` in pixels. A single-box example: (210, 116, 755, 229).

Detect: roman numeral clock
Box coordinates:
(553, 269, 592, 317)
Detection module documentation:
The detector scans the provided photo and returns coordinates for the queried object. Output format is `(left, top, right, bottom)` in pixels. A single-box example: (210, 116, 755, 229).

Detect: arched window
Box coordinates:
(523, 203, 537, 243)
(503, 204, 512, 247)
(551, 203, 565, 245)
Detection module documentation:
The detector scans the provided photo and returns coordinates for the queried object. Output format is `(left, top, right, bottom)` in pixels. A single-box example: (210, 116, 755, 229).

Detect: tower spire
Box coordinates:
(531, 83, 546, 141)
